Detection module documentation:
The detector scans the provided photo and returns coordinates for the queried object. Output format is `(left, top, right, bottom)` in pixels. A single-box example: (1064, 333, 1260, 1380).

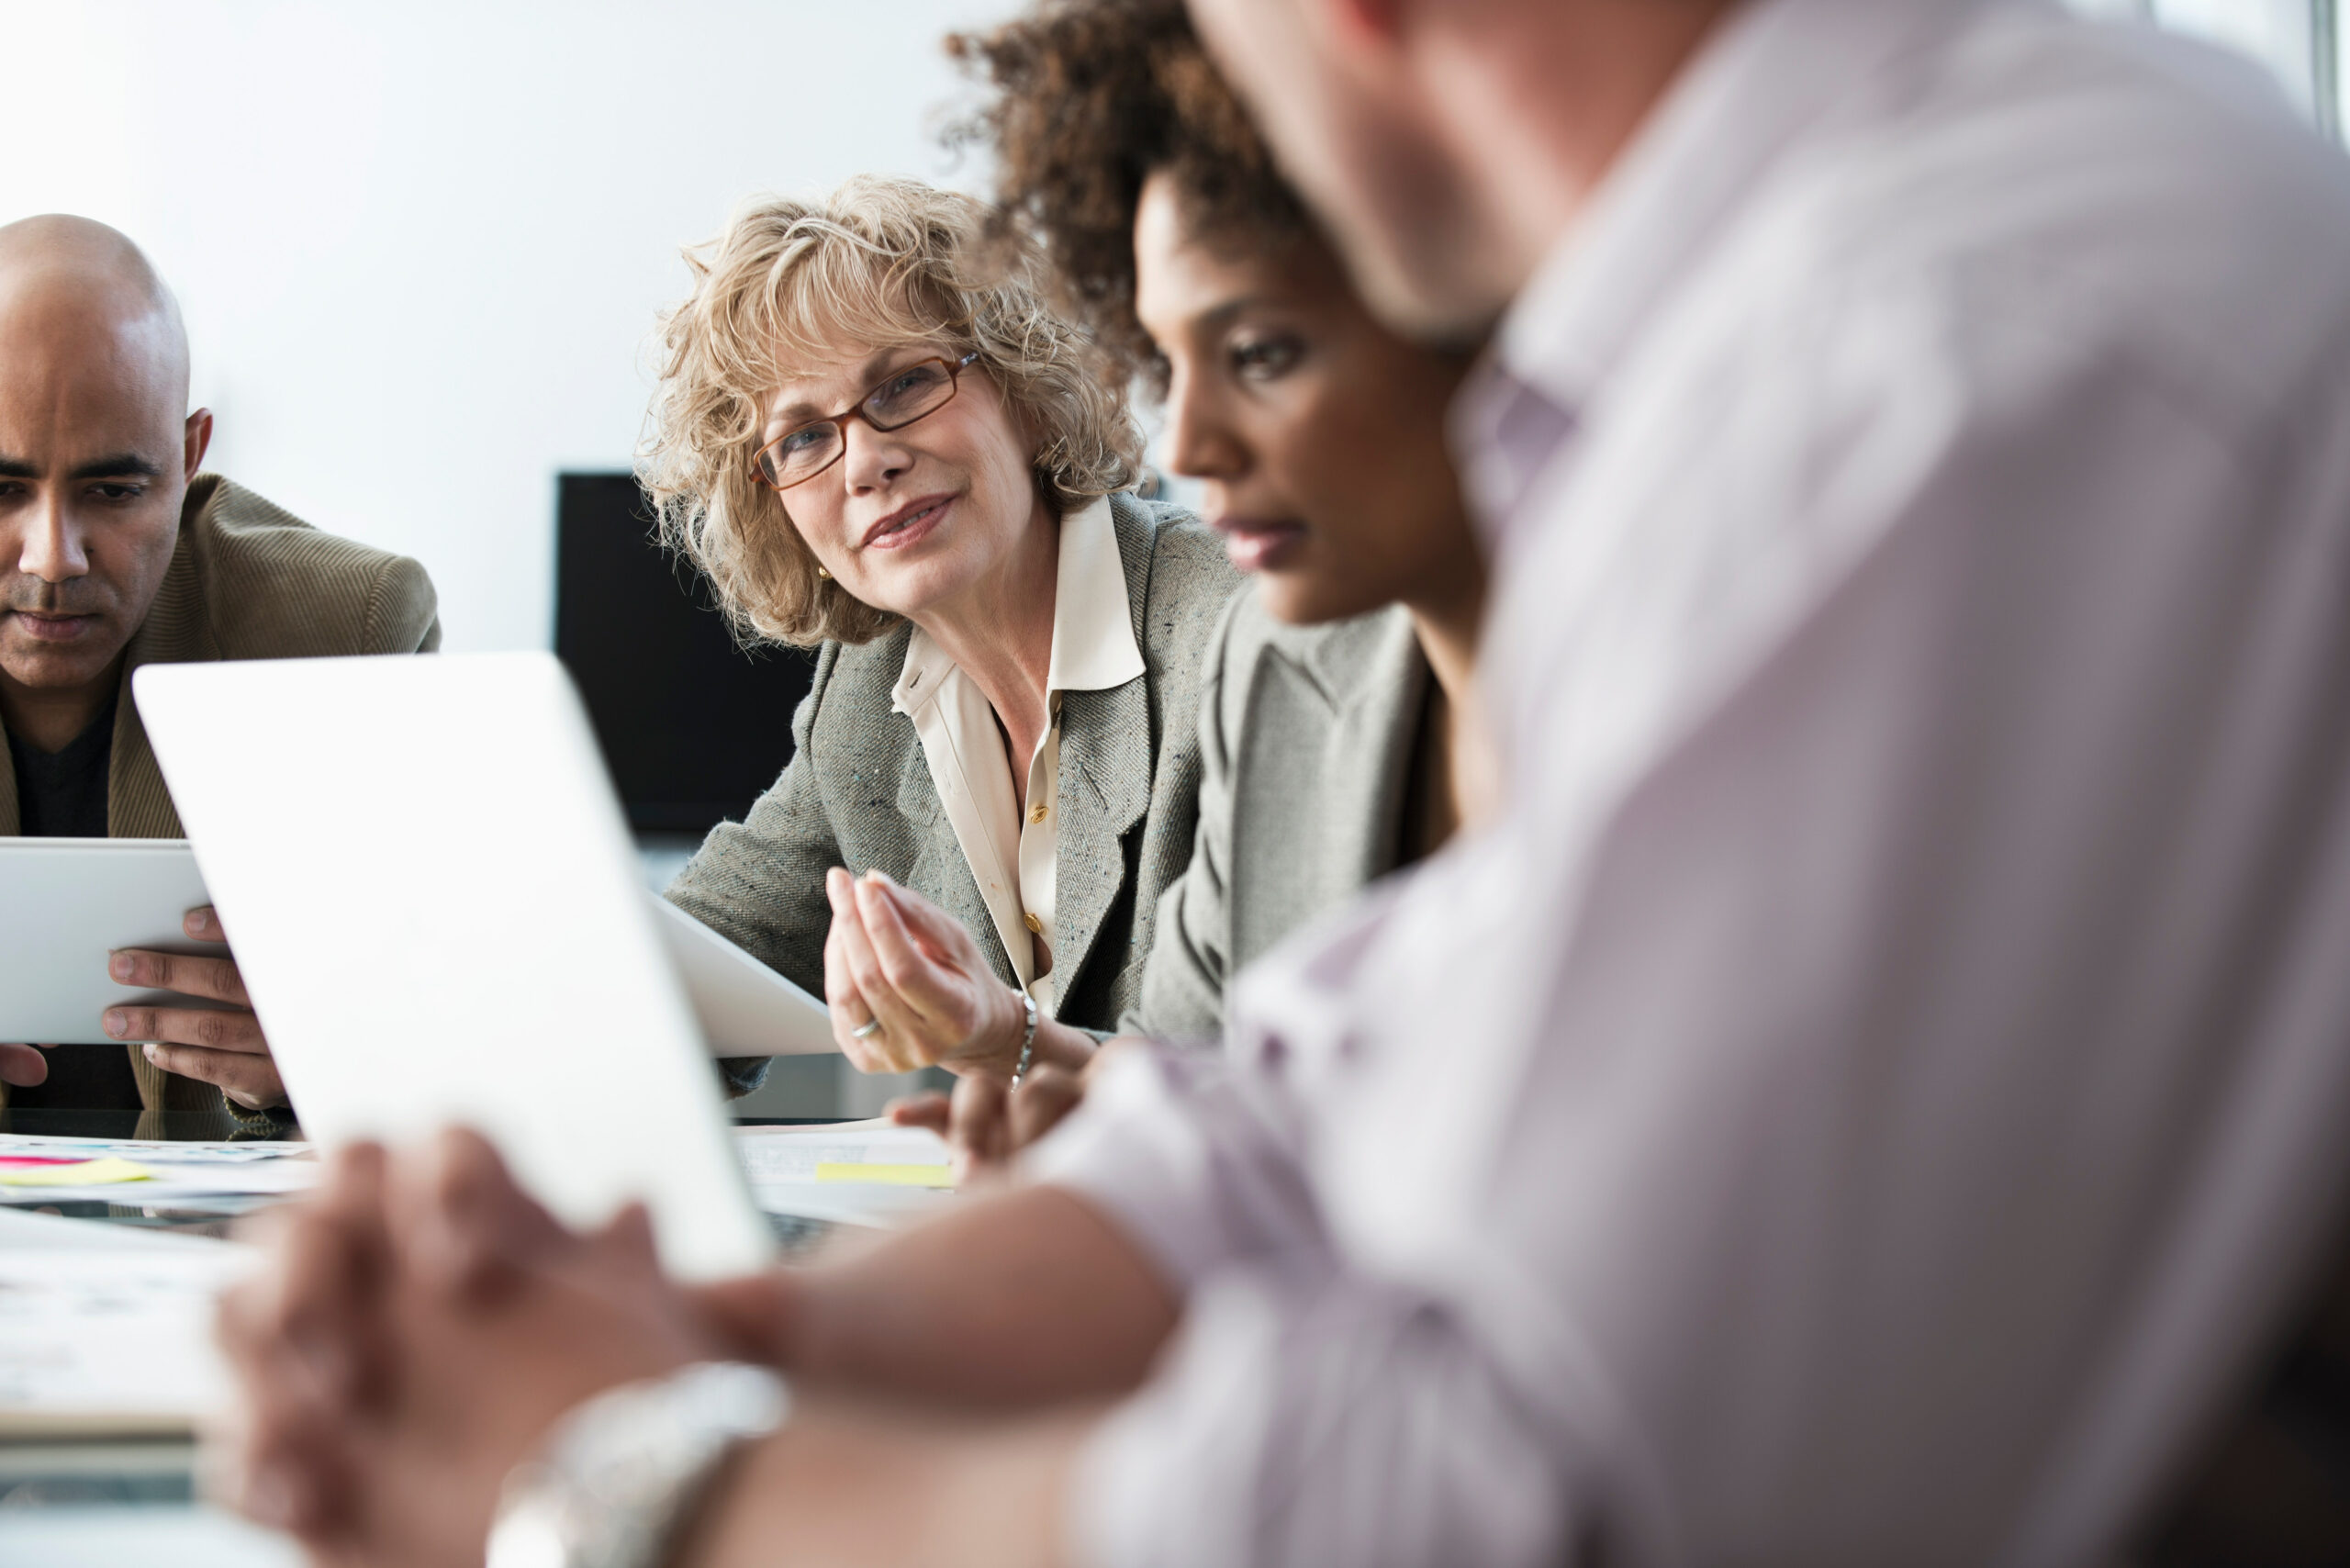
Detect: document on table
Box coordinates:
(0, 1135, 318, 1207)
(0, 1207, 253, 1437)
(733, 1121, 956, 1228)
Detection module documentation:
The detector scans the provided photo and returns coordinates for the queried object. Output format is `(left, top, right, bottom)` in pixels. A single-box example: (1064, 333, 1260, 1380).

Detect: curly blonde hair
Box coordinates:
(640, 175, 1144, 647)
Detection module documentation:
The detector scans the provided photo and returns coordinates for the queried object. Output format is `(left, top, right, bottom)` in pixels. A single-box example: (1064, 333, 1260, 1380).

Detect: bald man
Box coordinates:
(0, 216, 438, 1126)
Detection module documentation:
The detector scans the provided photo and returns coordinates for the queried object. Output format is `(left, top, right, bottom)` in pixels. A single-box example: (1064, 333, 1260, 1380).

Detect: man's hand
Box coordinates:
(888, 1063, 1089, 1181)
(824, 868, 1029, 1076)
(888, 1036, 1143, 1181)
(215, 1131, 743, 1564)
(107, 904, 285, 1109)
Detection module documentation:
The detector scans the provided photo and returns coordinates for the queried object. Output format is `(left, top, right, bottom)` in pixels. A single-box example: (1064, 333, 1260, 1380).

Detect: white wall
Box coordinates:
(3, 0, 1013, 653)
(9, 0, 2339, 657)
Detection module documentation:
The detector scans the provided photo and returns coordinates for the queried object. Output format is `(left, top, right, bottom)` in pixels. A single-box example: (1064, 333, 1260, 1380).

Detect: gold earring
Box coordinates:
(816, 566, 832, 579)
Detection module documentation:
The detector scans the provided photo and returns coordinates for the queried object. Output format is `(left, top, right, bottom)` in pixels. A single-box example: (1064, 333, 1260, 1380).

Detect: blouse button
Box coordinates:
(1028, 803, 1047, 824)
(1024, 912, 1043, 935)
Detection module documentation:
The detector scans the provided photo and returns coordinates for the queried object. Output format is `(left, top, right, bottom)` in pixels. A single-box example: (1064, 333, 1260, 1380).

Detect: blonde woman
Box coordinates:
(645, 176, 1238, 1086)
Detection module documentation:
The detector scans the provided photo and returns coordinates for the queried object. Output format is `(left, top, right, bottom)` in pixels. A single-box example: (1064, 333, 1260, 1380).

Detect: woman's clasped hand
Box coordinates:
(822, 867, 1032, 1077)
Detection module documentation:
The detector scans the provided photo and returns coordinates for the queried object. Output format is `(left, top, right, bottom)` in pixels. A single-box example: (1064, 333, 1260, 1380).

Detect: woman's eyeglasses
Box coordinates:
(754, 353, 982, 491)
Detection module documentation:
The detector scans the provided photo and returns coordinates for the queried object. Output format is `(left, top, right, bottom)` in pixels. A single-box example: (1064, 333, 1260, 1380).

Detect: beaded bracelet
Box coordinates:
(1008, 988, 1040, 1090)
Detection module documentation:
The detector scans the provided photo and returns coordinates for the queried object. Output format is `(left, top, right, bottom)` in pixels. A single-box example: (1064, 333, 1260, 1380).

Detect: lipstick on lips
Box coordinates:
(1212, 515, 1309, 574)
(860, 493, 956, 553)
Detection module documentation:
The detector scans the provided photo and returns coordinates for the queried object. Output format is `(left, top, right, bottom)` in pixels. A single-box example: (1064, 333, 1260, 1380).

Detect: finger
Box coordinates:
(408, 1127, 566, 1305)
(106, 1004, 267, 1054)
(822, 864, 866, 985)
(588, 1200, 663, 1276)
(305, 1144, 396, 1405)
(823, 873, 882, 1056)
(855, 875, 970, 1026)
(886, 1092, 952, 1133)
(219, 1389, 359, 1541)
(141, 1041, 286, 1109)
(856, 986, 934, 1073)
(109, 946, 252, 1006)
(868, 872, 987, 966)
(207, 1321, 362, 1545)
(946, 1072, 1011, 1176)
(210, 1151, 389, 1541)
(839, 1032, 897, 1074)
(185, 904, 229, 943)
(1007, 1064, 1087, 1151)
(824, 915, 894, 1072)
(217, 1144, 394, 1433)
(0, 1043, 49, 1088)
(832, 886, 932, 1071)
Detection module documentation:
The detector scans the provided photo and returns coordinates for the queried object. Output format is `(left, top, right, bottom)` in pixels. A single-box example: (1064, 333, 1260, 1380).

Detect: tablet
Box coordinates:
(0, 837, 830, 1061)
(651, 893, 835, 1058)
(134, 652, 773, 1282)
(0, 839, 228, 1045)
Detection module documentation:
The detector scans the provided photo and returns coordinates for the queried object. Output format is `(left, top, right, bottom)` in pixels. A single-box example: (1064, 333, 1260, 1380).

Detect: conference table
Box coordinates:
(0, 1103, 925, 1567)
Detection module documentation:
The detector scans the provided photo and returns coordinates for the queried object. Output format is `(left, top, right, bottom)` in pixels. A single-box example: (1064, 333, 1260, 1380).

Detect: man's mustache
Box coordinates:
(1, 578, 108, 616)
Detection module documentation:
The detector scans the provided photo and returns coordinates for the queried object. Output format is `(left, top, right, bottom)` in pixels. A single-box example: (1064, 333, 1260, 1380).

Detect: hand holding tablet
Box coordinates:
(105, 904, 283, 1110)
(0, 841, 282, 1108)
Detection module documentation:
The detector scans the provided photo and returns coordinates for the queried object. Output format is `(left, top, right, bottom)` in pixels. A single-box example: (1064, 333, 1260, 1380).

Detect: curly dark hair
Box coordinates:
(948, 0, 1311, 376)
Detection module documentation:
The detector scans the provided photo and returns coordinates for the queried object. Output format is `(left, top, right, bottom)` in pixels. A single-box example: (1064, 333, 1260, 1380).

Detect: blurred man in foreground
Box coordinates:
(216, 0, 2350, 1563)
(0, 216, 439, 1125)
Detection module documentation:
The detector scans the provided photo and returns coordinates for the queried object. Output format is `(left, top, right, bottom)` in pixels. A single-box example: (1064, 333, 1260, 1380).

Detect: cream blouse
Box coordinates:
(888, 497, 1143, 1015)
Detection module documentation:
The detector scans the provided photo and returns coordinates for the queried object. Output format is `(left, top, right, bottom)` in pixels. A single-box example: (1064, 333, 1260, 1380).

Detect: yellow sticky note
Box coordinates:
(0, 1157, 155, 1187)
(813, 1162, 955, 1189)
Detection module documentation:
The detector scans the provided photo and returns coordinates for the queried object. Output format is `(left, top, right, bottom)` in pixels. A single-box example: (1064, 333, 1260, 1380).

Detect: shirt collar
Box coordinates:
(1454, 0, 1980, 534)
(892, 494, 1143, 714)
(892, 623, 957, 717)
(1044, 495, 1145, 695)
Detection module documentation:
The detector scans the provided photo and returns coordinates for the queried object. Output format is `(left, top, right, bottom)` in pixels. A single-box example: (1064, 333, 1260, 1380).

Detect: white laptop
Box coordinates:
(132, 652, 781, 1281)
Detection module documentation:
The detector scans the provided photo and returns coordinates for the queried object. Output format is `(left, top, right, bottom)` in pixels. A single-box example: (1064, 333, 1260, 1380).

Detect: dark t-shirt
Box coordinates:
(7, 693, 144, 1109)
(8, 691, 114, 838)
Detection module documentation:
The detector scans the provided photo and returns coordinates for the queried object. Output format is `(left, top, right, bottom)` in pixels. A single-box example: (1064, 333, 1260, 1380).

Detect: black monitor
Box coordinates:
(554, 473, 816, 834)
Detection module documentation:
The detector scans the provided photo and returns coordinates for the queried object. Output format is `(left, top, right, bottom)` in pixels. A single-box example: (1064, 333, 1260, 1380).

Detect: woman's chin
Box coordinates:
(1255, 573, 1391, 630)
(859, 551, 976, 622)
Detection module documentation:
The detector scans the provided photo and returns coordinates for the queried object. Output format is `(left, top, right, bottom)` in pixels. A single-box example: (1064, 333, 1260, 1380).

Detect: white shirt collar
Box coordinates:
(892, 494, 1142, 715)
(1045, 495, 1146, 695)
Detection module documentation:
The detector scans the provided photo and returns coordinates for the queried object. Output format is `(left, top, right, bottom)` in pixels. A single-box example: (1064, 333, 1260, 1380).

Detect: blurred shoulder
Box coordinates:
(1770, 7, 2350, 419)
(181, 474, 441, 656)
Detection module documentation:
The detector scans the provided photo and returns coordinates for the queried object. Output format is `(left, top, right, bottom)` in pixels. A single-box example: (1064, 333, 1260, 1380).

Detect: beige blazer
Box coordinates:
(0, 473, 441, 1118)
(1122, 589, 1428, 1042)
(666, 493, 1241, 1038)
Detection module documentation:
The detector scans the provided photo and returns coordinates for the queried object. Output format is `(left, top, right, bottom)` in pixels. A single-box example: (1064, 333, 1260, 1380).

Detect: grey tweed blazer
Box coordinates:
(666, 492, 1240, 1037)
(1121, 590, 1429, 1043)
